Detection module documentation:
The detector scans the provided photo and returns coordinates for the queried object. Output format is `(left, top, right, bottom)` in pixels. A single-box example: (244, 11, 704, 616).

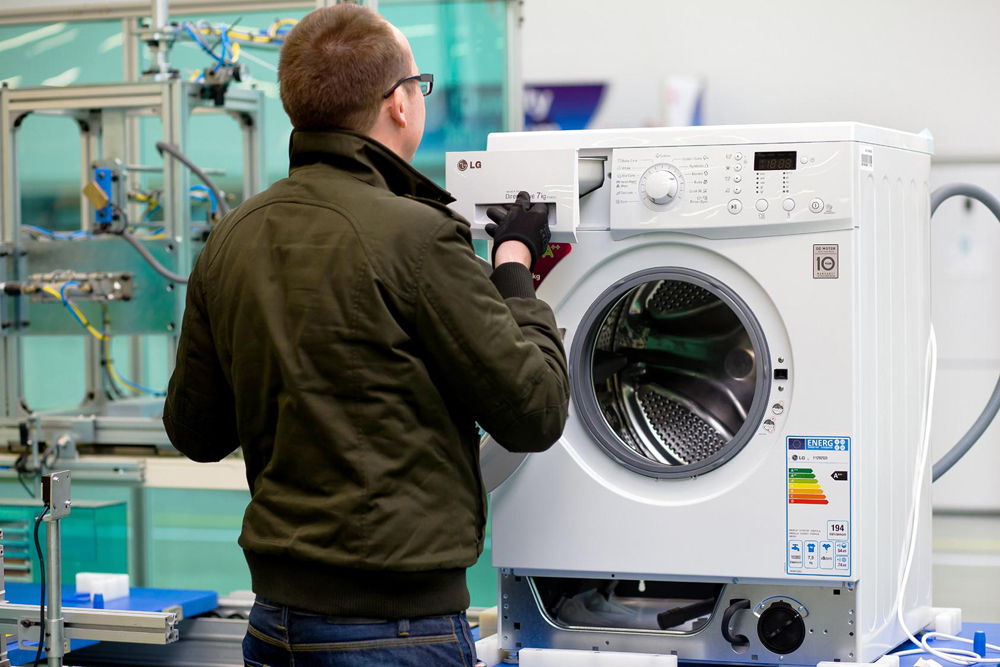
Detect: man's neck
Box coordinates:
(367, 124, 410, 164)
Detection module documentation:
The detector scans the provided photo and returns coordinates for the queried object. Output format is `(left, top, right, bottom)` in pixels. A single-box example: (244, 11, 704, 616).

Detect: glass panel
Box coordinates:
(139, 2, 508, 192)
(381, 1, 508, 183)
(0, 20, 124, 88)
(591, 279, 758, 469)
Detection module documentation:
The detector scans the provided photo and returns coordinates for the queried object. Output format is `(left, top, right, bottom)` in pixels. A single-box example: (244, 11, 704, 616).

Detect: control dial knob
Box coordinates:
(639, 163, 685, 210)
(644, 170, 679, 204)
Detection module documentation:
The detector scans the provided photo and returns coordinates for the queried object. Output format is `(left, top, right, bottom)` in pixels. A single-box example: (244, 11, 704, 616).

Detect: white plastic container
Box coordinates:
(76, 572, 130, 602)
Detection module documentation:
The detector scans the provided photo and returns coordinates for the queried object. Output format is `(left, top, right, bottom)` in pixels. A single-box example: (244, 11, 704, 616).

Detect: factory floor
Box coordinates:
(933, 513, 1000, 622)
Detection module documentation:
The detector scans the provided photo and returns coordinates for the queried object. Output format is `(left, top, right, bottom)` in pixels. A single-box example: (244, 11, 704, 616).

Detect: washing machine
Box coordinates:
(446, 123, 935, 665)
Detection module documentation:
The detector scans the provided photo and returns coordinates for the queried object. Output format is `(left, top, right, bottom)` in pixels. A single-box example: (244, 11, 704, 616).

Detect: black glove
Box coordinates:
(485, 191, 551, 271)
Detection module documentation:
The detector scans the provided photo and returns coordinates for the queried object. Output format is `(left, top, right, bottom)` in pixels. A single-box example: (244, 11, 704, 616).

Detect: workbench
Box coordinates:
(3, 583, 216, 665)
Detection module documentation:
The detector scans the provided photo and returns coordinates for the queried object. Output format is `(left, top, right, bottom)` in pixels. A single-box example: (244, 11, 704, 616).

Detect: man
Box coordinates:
(163, 4, 569, 666)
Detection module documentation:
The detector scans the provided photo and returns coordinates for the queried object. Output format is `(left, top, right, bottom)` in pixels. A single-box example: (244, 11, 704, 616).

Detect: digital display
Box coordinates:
(754, 151, 797, 171)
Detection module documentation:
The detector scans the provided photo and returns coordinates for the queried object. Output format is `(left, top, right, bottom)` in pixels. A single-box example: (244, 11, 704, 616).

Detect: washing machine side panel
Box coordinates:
(491, 231, 858, 583)
(854, 146, 934, 660)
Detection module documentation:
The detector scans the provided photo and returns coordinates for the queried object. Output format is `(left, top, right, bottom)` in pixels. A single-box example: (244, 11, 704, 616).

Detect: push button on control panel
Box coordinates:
(728, 199, 743, 214)
(809, 198, 825, 213)
(756, 199, 769, 212)
(783, 198, 795, 211)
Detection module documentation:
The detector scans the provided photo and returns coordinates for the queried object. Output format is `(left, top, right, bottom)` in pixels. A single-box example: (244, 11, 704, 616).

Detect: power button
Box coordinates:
(809, 198, 825, 213)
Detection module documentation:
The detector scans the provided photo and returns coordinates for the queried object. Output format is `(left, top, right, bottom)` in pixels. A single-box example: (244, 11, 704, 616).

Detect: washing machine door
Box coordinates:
(480, 435, 527, 493)
(471, 254, 531, 493)
(571, 267, 771, 478)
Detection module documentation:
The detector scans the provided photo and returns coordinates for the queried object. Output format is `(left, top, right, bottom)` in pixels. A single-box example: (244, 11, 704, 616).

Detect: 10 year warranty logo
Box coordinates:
(813, 244, 839, 279)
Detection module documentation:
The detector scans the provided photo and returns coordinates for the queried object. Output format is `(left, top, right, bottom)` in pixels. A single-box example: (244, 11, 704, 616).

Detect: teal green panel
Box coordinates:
(142, 335, 171, 391)
(23, 336, 86, 410)
(0, 21, 123, 88)
(466, 500, 496, 608)
(0, 480, 144, 582)
(466, 538, 497, 608)
(1, 22, 124, 213)
(145, 488, 251, 593)
(381, 2, 508, 184)
(0, 500, 127, 584)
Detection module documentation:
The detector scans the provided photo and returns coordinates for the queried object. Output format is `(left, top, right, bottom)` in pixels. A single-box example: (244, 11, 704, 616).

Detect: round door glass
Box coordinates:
(572, 269, 770, 478)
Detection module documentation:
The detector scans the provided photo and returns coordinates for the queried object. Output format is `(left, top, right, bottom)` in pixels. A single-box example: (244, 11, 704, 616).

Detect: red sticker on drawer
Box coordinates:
(533, 243, 572, 289)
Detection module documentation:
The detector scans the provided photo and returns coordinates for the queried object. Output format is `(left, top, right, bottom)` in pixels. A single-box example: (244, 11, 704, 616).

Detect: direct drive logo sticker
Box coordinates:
(813, 245, 838, 279)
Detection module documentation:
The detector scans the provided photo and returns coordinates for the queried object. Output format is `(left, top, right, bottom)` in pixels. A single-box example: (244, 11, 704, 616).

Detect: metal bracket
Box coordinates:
(42, 470, 71, 520)
(27, 271, 134, 303)
(68, 416, 96, 445)
(16, 617, 68, 653)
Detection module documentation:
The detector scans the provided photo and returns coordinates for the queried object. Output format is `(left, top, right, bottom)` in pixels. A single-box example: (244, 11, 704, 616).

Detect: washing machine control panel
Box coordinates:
(611, 143, 854, 238)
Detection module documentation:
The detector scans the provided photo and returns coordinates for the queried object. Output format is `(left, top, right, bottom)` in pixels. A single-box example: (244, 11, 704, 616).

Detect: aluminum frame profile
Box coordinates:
(0, 80, 264, 449)
(0, 603, 179, 647)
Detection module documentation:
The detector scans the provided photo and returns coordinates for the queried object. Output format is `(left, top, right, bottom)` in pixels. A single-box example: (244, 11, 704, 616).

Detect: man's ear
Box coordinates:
(387, 89, 408, 129)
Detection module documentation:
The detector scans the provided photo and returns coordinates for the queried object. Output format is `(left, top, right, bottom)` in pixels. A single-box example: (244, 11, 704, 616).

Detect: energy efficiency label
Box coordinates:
(786, 436, 852, 577)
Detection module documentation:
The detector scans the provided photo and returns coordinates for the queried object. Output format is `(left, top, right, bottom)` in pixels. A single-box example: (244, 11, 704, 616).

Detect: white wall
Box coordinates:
(521, 0, 1000, 159)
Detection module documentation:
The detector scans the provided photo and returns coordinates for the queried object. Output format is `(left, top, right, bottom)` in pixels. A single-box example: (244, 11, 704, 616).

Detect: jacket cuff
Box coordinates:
(490, 262, 536, 300)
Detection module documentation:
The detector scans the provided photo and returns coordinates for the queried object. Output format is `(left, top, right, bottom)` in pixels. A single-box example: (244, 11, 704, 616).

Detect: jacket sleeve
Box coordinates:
(163, 257, 240, 462)
(415, 220, 570, 453)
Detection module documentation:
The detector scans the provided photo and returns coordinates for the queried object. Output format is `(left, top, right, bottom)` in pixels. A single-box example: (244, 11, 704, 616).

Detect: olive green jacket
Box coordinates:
(163, 129, 569, 618)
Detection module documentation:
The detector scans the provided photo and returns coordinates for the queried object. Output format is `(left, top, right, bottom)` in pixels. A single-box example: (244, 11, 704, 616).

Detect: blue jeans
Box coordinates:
(242, 599, 479, 667)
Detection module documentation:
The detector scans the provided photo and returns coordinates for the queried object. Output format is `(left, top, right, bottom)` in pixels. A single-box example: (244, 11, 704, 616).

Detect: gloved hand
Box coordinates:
(485, 191, 551, 271)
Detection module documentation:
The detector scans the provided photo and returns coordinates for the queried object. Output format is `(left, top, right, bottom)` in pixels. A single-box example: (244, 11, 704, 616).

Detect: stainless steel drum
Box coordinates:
(571, 268, 770, 478)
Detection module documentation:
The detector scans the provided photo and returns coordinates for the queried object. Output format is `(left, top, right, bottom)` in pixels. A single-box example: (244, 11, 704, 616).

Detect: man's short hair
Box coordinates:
(278, 4, 411, 132)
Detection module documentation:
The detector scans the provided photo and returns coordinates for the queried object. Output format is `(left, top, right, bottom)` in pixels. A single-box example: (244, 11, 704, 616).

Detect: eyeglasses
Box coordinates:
(383, 73, 434, 99)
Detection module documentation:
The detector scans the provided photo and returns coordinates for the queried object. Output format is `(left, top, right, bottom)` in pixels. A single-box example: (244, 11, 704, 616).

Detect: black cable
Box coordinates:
(155, 141, 230, 216)
(13, 449, 36, 498)
(105, 203, 189, 284)
(17, 472, 35, 499)
(98, 308, 127, 400)
(118, 229, 189, 284)
(32, 505, 48, 667)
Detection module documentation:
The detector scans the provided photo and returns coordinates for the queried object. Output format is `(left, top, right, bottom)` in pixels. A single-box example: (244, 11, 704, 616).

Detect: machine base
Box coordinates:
(498, 572, 860, 666)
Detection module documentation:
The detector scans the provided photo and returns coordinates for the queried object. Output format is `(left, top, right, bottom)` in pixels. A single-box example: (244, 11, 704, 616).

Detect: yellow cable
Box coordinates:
(42, 286, 109, 341)
(103, 338, 132, 393)
(231, 42, 240, 63)
(43, 283, 158, 396)
(189, 69, 202, 82)
(268, 18, 298, 39)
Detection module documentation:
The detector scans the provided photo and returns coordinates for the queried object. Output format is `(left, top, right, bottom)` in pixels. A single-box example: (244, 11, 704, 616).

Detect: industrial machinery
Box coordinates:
(0, 471, 179, 666)
(0, 0, 283, 458)
(447, 123, 1000, 665)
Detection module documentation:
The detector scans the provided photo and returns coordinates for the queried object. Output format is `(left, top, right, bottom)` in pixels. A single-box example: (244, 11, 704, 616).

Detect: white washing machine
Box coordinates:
(447, 123, 935, 666)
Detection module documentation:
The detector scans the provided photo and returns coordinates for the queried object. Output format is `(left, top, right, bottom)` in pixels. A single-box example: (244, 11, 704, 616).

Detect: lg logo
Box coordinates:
(457, 159, 482, 172)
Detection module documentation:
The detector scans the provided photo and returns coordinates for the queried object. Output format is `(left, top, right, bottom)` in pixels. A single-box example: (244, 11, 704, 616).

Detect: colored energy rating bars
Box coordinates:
(788, 468, 829, 505)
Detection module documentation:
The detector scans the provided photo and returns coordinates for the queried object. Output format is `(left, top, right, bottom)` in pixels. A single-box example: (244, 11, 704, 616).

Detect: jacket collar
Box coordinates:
(288, 128, 455, 205)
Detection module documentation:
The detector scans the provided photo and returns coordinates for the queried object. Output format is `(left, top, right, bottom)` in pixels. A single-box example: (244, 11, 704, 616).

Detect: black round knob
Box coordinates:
(757, 601, 806, 655)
